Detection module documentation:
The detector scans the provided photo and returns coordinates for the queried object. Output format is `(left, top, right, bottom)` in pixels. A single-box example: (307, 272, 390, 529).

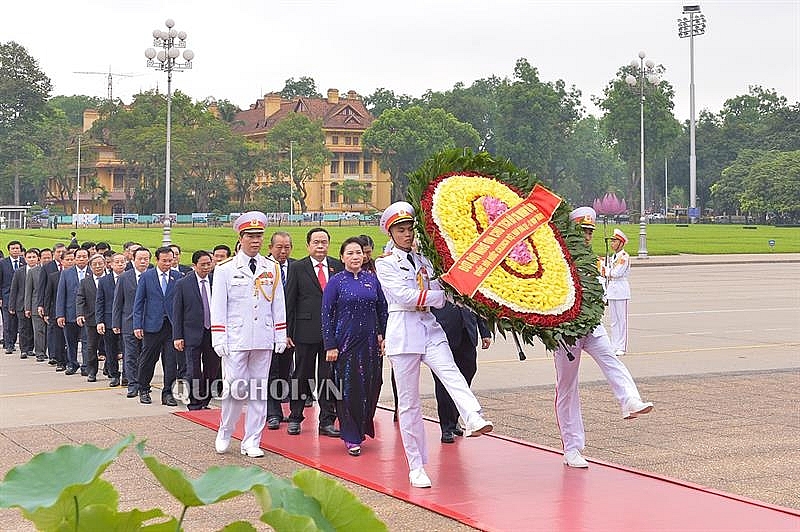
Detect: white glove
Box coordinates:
(214, 344, 229, 358)
(274, 342, 287, 354)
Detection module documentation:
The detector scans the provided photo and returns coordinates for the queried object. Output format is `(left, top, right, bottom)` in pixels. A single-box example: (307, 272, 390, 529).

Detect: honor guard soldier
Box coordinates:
(554, 207, 653, 469)
(375, 201, 493, 489)
(211, 211, 287, 458)
(602, 228, 631, 356)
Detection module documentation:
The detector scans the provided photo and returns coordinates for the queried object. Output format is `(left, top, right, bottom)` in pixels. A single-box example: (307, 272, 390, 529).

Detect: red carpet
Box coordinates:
(177, 406, 799, 531)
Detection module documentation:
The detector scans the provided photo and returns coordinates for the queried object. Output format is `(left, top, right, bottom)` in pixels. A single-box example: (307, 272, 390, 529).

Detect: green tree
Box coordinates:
(213, 98, 241, 123)
(341, 179, 370, 209)
(594, 62, 682, 214)
(280, 76, 322, 99)
(264, 112, 330, 212)
(363, 87, 414, 117)
(361, 106, 480, 201)
(49, 95, 104, 128)
(0, 41, 53, 204)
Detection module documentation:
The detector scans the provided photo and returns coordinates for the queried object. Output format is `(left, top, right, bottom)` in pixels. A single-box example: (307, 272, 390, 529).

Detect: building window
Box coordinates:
(331, 135, 339, 145)
(344, 160, 358, 175)
(329, 182, 339, 205)
(363, 159, 372, 175)
(112, 172, 125, 191)
(330, 157, 339, 175)
(345, 136, 352, 146)
(353, 136, 359, 146)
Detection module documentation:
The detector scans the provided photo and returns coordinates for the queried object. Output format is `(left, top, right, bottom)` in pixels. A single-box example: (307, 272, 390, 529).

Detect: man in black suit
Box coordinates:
(266, 231, 295, 429)
(96, 253, 126, 387)
(43, 249, 73, 370)
(112, 247, 150, 398)
(431, 301, 492, 443)
(172, 250, 219, 410)
(9, 248, 39, 359)
(24, 249, 48, 361)
(169, 244, 193, 276)
(76, 254, 107, 382)
(0, 240, 24, 353)
(285, 227, 343, 437)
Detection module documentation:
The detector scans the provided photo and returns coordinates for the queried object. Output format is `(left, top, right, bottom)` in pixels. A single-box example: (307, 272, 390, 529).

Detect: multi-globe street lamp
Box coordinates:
(678, 5, 706, 223)
(626, 51, 660, 258)
(144, 18, 194, 246)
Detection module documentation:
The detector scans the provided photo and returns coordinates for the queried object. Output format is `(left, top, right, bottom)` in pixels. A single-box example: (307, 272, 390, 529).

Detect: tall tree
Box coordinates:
(49, 95, 104, 128)
(362, 106, 480, 201)
(280, 77, 322, 99)
(0, 41, 53, 204)
(594, 62, 681, 214)
(363, 88, 414, 118)
(264, 113, 330, 213)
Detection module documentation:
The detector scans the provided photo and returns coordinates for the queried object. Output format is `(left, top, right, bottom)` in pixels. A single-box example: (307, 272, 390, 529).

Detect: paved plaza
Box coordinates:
(1, 254, 798, 530)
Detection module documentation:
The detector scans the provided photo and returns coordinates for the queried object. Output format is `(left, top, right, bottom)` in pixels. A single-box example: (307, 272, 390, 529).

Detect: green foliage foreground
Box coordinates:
(0, 435, 387, 531)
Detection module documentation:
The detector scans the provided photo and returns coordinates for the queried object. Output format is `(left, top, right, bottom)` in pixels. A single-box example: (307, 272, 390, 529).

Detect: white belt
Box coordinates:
(388, 304, 429, 312)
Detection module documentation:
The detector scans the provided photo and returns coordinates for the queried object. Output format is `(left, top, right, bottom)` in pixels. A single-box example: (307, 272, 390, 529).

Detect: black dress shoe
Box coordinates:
(109, 377, 120, 387)
(121, 378, 128, 386)
(55, 364, 66, 372)
(140, 392, 152, 404)
(48, 359, 58, 365)
(126, 388, 139, 398)
(267, 417, 281, 430)
(19, 352, 27, 359)
(5, 348, 13, 354)
(441, 432, 455, 444)
(319, 425, 341, 437)
(64, 367, 77, 375)
(36, 354, 47, 362)
(162, 396, 178, 406)
(287, 422, 301, 435)
(452, 426, 464, 437)
(87, 374, 97, 382)
(304, 397, 314, 408)
(80, 369, 88, 377)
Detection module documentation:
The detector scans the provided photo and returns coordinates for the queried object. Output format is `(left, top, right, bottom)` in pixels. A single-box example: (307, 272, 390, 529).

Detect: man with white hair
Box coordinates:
(375, 201, 493, 489)
(554, 206, 653, 469)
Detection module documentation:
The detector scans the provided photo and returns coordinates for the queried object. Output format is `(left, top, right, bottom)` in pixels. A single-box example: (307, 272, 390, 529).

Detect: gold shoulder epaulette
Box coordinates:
(217, 256, 234, 266)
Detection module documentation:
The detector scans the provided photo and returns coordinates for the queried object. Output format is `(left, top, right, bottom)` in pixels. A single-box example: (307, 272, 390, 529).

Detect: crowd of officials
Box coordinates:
(1, 202, 651, 487)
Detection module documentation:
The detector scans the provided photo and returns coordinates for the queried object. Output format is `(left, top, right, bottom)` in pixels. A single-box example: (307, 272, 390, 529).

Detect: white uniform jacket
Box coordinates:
(604, 249, 631, 300)
(375, 247, 447, 356)
(210, 252, 287, 351)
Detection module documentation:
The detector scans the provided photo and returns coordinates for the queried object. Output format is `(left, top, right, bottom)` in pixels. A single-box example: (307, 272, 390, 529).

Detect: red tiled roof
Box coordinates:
(232, 92, 375, 136)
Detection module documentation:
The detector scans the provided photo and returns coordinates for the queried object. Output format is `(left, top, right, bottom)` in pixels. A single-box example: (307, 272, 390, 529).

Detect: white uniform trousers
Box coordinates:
(390, 340, 483, 471)
(553, 326, 642, 452)
(608, 299, 629, 353)
(218, 349, 272, 451)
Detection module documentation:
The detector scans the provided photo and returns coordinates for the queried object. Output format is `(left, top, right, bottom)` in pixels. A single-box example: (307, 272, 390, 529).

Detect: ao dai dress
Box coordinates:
(321, 269, 388, 445)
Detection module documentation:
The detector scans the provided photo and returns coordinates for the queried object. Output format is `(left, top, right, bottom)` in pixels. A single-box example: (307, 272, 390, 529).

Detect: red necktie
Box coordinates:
(316, 262, 327, 290)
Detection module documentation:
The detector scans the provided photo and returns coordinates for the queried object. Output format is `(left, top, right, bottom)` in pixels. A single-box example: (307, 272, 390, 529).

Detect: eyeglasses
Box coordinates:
(310, 240, 329, 246)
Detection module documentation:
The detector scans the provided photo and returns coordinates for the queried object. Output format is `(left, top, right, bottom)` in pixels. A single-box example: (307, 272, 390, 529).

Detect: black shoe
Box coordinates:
(80, 369, 88, 377)
(48, 359, 58, 365)
(121, 378, 129, 386)
(64, 367, 77, 375)
(287, 422, 301, 435)
(267, 417, 281, 430)
(139, 392, 152, 404)
(126, 388, 139, 398)
(36, 354, 47, 362)
(319, 425, 341, 438)
(109, 377, 120, 387)
(5, 348, 13, 354)
(19, 352, 27, 359)
(304, 397, 314, 408)
(87, 374, 97, 382)
(452, 426, 464, 437)
(55, 364, 66, 372)
(162, 396, 178, 406)
(441, 432, 455, 444)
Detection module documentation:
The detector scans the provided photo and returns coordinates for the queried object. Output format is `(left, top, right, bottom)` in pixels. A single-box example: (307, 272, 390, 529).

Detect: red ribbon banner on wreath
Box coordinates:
(441, 184, 562, 297)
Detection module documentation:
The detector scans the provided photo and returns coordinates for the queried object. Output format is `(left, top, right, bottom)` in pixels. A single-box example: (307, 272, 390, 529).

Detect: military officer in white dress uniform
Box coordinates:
(211, 211, 287, 458)
(554, 207, 653, 469)
(375, 201, 493, 489)
(602, 228, 631, 356)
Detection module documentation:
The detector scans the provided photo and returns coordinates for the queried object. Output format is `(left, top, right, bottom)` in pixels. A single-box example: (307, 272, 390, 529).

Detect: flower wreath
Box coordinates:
(407, 149, 605, 350)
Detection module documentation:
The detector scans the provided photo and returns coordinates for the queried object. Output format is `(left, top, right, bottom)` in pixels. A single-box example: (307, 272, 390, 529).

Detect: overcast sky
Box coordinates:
(3, 0, 798, 122)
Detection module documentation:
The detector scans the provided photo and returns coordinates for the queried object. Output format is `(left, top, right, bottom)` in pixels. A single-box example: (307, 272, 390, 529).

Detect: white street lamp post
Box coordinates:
(289, 141, 295, 218)
(145, 18, 194, 246)
(626, 51, 659, 258)
(75, 134, 81, 228)
(679, 5, 706, 223)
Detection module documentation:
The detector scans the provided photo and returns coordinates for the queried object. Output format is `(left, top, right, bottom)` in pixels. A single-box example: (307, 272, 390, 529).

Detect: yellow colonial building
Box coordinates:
(232, 89, 392, 214)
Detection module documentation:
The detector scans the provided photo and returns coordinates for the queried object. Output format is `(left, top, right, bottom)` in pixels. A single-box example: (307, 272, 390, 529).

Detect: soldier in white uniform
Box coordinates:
(602, 228, 631, 356)
(211, 211, 287, 458)
(554, 207, 653, 469)
(375, 201, 493, 489)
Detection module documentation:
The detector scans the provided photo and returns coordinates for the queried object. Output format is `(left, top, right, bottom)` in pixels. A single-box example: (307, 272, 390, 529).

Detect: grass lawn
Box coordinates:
(1, 222, 798, 263)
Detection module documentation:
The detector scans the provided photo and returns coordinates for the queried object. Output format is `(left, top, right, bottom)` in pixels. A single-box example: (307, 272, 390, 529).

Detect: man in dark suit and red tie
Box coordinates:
(133, 246, 182, 406)
(285, 227, 343, 437)
(172, 250, 219, 410)
(76, 254, 108, 382)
